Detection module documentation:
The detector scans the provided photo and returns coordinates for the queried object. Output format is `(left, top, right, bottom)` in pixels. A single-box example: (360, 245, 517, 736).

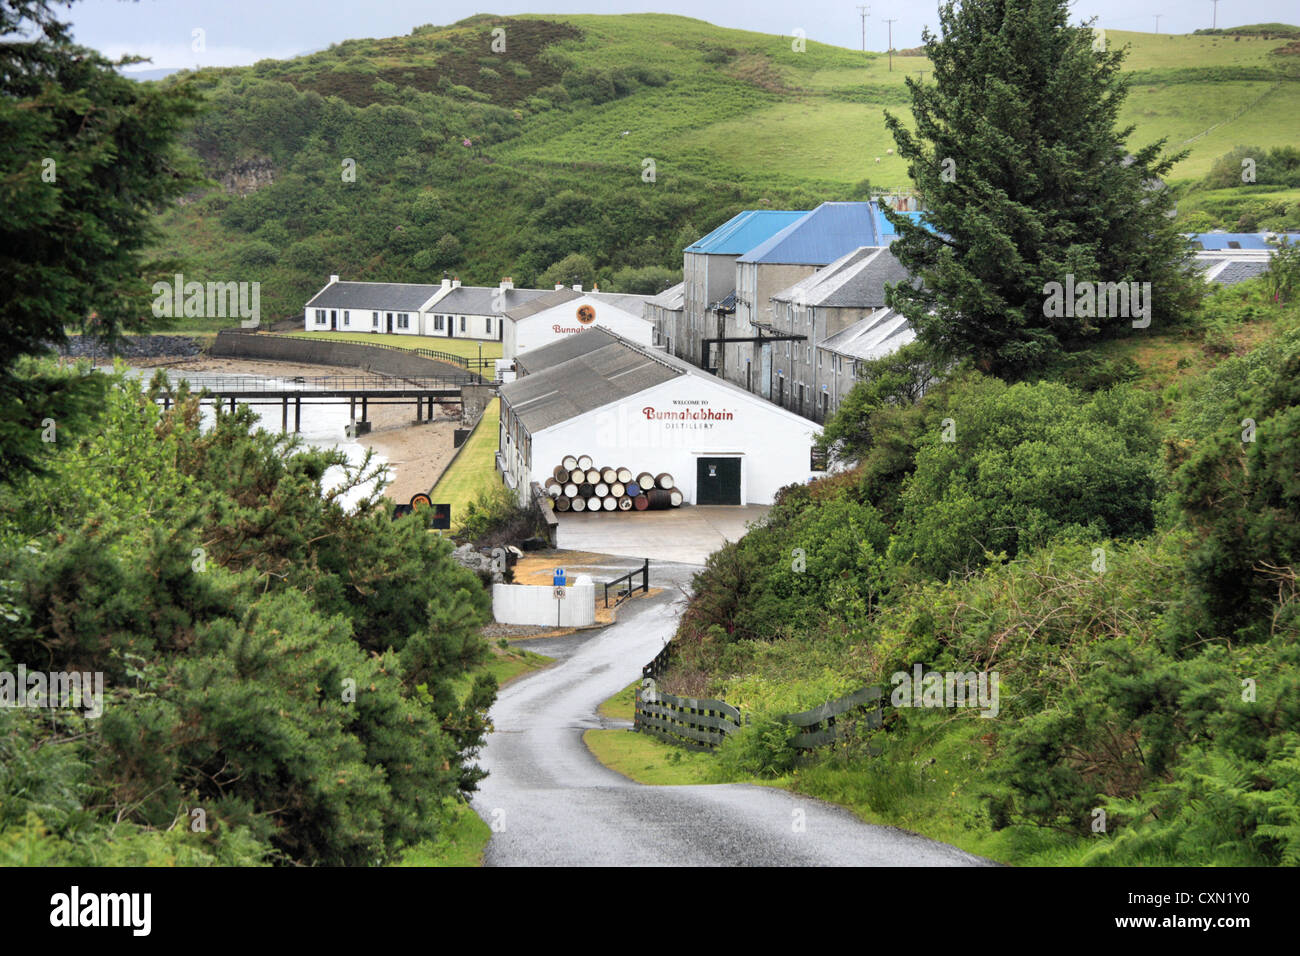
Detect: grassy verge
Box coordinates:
(395, 798, 492, 867)
(583, 729, 719, 785)
(598, 680, 638, 721)
(428, 398, 500, 529)
(283, 330, 503, 362)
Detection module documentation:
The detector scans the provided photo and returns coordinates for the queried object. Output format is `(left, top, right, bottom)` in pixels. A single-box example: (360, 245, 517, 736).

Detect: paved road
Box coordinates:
(472, 562, 991, 867)
(556, 505, 771, 565)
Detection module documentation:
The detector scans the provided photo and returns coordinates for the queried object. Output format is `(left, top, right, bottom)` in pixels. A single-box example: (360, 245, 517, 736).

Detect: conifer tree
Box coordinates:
(882, 0, 1202, 376)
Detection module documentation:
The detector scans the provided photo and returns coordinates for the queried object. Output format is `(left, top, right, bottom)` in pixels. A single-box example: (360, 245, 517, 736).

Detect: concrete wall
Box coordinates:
(492, 582, 595, 627)
(211, 331, 480, 383)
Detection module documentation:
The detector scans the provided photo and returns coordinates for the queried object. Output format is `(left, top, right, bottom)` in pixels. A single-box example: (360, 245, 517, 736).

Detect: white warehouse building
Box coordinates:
(497, 327, 824, 508)
(501, 287, 655, 360)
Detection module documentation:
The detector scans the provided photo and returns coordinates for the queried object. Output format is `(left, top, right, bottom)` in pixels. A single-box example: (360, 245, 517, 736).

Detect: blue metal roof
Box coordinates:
(684, 209, 807, 255)
(737, 202, 887, 265)
(1187, 232, 1300, 251)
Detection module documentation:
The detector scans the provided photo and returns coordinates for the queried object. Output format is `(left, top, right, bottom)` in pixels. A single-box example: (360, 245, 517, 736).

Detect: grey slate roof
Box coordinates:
(646, 281, 685, 312)
(1215, 261, 1270, 285)
(819, 309, 916, 362)
(430, 286, 549, 315)
(503, 327, 822, 434)
(499, 332, 681, 432)
(503, 288, 654, 322)
(771, 246, 914, 309)
(514, 332, 614, 375)
(305, 282, 439, 311)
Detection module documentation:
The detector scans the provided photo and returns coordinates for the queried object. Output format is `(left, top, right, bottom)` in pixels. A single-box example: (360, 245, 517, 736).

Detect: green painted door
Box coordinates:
(696, 457, 741, 505)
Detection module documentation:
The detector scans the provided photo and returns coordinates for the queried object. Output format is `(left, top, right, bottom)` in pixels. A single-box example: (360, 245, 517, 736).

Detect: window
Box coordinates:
(806, 346, 811, 364)
(434, 314, 445, 332)
(342, 310, 350, 327)
(397, 313, 410, 330)
(821, 391, 829, 418)
(315, 309, 325, 324)
(485, 317, 493, 336)
(459, 316, 466, 332)
(372, 312, 379, 328)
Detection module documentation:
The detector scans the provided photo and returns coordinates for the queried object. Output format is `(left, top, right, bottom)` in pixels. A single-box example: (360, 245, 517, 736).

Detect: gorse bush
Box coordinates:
(0, 369, 495, 865)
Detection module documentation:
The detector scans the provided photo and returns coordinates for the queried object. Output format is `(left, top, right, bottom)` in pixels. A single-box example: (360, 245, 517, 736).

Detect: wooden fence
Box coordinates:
(634, 683, 742, 751)
(784, 684, 883, 750)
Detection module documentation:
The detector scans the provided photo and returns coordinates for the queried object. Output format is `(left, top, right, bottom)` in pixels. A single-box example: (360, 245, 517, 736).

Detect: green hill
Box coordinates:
(151, 14, 1300, 324)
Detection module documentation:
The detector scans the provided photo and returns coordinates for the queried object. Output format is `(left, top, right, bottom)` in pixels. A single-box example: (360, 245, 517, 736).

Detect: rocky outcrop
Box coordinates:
(451, 543, 506, 584)
(221, 159, 275, 196)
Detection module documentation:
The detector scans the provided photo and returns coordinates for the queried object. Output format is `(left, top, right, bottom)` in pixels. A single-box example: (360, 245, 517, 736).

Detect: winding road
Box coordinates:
(471, 560, 991, 866)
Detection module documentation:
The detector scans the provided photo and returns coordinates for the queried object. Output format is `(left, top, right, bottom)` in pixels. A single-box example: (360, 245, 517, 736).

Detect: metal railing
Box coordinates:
(604, 558, 650, 608)
(153, 374, 462, 392)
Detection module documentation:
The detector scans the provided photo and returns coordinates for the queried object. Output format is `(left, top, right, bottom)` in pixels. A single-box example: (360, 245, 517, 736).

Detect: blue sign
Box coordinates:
(553, 568, 566, 587)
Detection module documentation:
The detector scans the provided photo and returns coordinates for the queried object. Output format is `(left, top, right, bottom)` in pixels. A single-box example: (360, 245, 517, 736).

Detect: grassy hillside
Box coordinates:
(150, 15, 1300, 324)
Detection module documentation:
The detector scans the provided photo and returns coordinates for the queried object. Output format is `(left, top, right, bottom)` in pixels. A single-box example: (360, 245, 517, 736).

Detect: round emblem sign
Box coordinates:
(576, 304, 596, 324)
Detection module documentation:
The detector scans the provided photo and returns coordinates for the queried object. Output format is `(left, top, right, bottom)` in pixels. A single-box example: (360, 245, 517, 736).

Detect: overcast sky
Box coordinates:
(63, 0, 1298, 71)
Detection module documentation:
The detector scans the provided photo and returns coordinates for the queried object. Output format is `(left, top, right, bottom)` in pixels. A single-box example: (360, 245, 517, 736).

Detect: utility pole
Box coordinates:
(1153, 14, 1161, 33)
(857, 5, 870, 52)
(1211, 0, 1219, 29)
(883, 17, 897, 71)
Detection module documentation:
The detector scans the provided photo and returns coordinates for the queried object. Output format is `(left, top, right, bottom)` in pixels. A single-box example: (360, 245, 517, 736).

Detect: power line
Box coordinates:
(883, 17, 897, 72)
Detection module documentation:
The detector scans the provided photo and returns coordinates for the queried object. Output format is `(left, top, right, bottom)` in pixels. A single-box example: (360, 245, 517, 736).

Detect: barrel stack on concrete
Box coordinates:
(542, 453, 683, 514)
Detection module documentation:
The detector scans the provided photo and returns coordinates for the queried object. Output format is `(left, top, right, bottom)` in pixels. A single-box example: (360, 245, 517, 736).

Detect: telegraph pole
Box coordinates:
(857, 5, 870, 52)
(883, 17, 897, 71)
(1211, 0, 1219, 29)
(1153, 14, 1161, 33)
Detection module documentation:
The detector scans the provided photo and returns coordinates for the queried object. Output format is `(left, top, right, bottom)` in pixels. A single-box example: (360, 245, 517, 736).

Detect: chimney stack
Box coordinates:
(452, 277, 461, 288)
(441, 274, 451, 290)
(329, 274, 339, 285)
(555, 283, 565, 291)
(499, 277, 514, 290)
(572, 284, 583, 292)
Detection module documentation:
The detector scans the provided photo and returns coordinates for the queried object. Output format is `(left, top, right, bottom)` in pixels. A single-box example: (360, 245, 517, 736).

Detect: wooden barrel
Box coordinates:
(655, 472, 675, 489)
(616, 466, 633, 484)
(601, 495, 617, 511)
(646, 488, 673, 509)
(668, 488, 684, 507)
(594, 482, 609, 497)
(635, 471, 655, 489)
(625, 481, 641, 497)
(577, 454, 593, 470)
(632, 494, 650, 511)
(569, 469, 585, 483)
(610, 481, 625, 498)
(564, 482, 578, 497)
(571, 496, 586, 512)
(617, 495, 633, 511)
(562, 455, 578, 471)
(544, 478, 562, 496)
(584, 468, 600, 484)
(554, 496, 571, 512)
(553, 465, 569, 482)
(600, 466, 617, 484)
(578, 482, 595, 498)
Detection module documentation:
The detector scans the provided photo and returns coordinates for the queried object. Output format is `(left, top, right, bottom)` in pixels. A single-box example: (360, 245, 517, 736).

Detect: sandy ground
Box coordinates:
(132, 356, 463, 502)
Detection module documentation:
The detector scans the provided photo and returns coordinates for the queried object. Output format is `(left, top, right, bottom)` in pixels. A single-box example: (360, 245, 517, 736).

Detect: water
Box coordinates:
(120, 366, 391, 510)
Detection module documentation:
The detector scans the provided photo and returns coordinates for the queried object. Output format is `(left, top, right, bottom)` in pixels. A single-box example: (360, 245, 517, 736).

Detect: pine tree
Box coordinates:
(882, 0, 1203, 376)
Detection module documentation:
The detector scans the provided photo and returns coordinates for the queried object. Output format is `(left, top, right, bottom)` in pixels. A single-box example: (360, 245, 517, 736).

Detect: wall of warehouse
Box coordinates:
(505, 298, 655, 359)
(526, 373, 822, 506)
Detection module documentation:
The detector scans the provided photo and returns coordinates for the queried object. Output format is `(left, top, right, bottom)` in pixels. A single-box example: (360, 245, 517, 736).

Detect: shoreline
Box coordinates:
(120, 355, 461, 502)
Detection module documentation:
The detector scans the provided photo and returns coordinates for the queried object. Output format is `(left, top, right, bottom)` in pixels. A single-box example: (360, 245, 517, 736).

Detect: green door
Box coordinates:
(696, 457, 741, 505)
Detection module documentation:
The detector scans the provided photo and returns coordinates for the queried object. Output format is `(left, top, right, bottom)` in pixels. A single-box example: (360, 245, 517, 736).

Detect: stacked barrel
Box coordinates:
(542, 454, 683, 514)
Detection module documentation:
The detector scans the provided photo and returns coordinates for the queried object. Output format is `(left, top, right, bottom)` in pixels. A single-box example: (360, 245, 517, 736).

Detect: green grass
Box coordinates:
(429, 397, 500, 527)
(395, 798, 492, 866)
(283, 331, 503, 362)
(583, 728, 720, 785)
(598, 680, 639, 721)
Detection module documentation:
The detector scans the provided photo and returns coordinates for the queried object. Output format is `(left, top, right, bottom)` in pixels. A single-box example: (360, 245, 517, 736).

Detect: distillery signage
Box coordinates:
(642, 399, 735, 429)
